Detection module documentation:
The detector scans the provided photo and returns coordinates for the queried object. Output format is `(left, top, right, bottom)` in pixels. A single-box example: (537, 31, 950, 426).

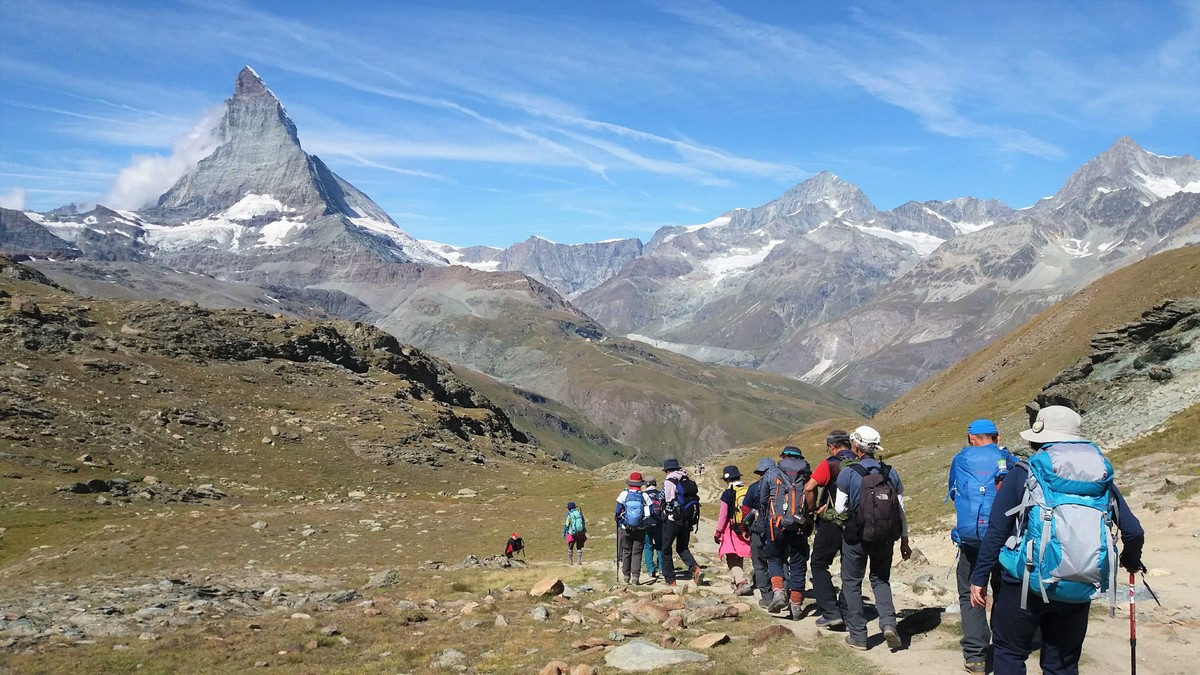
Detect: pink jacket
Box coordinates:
(715, 490, 751, 557)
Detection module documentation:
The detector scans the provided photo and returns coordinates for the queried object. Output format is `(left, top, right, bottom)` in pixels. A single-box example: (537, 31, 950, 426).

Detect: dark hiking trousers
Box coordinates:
(992, 580, 1089, 675)
(810, 519, 846, 621)
(957, 540, 1000, 663)
(750, 530, 771, 597)
(661, 519, 698, 583)
(617, 526, 644, 581)
(841, 538, 897, 643)
(642, 523, 662, 575)
(764, 528, 810, 592)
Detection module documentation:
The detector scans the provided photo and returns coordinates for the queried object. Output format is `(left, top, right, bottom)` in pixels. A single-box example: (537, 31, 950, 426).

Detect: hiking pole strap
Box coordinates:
(1140, 571, 1161, 607)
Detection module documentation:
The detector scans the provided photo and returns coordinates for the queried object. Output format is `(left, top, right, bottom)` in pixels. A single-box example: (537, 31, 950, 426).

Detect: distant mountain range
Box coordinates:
(431, 139, 1200, 409)
(0, 67, 860, 464)
(3, 66, 1199, 454)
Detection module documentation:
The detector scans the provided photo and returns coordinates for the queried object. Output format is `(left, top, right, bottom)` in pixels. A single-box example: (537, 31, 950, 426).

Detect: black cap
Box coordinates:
(722, 465, 741, 480)
(826, 430, 851, 448)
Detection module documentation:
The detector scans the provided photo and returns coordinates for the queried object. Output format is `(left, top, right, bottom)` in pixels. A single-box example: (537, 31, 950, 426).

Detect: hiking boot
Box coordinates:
(767, 590, 788, 613)
(621, 576, 630, 585)
(734, 580, 753, 596)
(815, 616, 844, 630)
(789, 602, 803, 620)
(691, 567, 705, 586)
(758, 597, 772, 610)
(964, 661, 986, 674)
(631, 575, 641, 586)
(844, 635, 868, 651)
(883, 625, 902, 649)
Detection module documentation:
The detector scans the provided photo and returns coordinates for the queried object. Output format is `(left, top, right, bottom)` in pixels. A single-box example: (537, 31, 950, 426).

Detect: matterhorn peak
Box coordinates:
(234, 65, 274, 100)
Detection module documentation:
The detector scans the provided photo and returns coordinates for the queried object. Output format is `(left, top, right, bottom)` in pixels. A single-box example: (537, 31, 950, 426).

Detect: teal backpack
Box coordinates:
(566, 508, 586, 535)
(998, 441, 1118, 610)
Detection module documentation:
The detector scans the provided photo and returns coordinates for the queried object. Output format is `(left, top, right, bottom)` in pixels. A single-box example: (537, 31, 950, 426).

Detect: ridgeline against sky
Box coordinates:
(2, 1, 1199, 246)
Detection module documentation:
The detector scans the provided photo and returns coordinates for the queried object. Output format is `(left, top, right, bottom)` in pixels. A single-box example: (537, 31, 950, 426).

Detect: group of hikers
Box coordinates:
(561, 404, 1146, 675)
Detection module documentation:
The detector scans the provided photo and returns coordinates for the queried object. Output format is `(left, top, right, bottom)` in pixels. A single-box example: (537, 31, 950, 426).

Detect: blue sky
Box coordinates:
(2, 0, 1199, 247)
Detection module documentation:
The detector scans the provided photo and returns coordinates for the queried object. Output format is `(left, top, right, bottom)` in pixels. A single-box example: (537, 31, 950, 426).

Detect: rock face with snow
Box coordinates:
(432, 236, 643, 298)
(572, 172, 948, 367)
(0, 208, 81, 259)
(768, 138, 1200, 408)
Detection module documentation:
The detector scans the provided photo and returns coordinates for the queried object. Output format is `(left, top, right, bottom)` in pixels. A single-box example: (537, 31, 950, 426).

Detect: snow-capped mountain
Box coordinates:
(570, 172, 1000, 366)
(427, 235, 643, 298)
(765, 138, 1200, 408)
(26, 67, 444, 270)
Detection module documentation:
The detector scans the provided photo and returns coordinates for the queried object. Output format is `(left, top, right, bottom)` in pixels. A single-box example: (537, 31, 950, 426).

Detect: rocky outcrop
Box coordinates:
(0, 209, 80, 260)
(1032, 298, 1200, 449)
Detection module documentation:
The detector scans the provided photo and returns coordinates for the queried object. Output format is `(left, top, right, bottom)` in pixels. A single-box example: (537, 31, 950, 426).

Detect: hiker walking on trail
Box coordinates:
(714, 465, 754, 596)
(949, 419, 1019, 673)
(615, 472, 648, 584)
(970, 406, 1145, 675)
(804, 429, 855, 629)
(836, 425, 911, 651)
(562, 501, 587, 565)
(642, 477, 664, 580)
(760, 446, 814, 619)
(741, 457, 776, 607)
(660, 458, 704, 587)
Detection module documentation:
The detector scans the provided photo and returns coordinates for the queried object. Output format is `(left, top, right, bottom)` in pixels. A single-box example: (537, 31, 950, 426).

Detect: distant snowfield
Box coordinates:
(222, 194, 293, 220)
(144, 220, 247, 252)
(698, 239, 783, 280)
(349, 217, 447, 265)
(661, 215, 732, 244)
(256, 218, 306, 247)
(1137, 172, 1200, 200)
(853, 224, 945, 255)
(921, 206, 992, 234)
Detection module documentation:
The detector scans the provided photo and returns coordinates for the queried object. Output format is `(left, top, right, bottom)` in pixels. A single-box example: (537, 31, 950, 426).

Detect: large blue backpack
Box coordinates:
(622, 490, 646, 529)
(947, 444, 1015, 544)
(998, 441, 1118, 610)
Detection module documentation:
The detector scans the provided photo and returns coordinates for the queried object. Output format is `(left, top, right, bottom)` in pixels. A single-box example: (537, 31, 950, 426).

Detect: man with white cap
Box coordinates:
(836, 425, 911, 651)
(969, 405, 1146, 675)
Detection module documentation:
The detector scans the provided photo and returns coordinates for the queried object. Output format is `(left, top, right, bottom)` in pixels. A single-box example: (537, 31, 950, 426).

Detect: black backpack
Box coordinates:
(668, 475, 701, 529)
(845, 462, 902, 544)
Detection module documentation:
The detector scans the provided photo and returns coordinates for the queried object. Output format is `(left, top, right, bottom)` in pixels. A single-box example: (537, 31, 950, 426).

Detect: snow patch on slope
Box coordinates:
(853, 224, 945, 255)
(699, 239, 783, 280)
(222, 194, 293, 220)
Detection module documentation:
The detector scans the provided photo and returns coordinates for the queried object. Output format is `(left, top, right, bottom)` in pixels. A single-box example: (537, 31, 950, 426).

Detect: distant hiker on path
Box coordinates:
(804, 429, 855, 629)
(562, 501, 587, 565)
(742, 457, 776, 607)
(641, 477, 665, 581)
(970, 405, 1145, 675)
(696, 462, 705, 477)
(504, 532, 524, 559)
(661, 458, 704, 587)
(615, 472, 647, 584)
(714, 465, 753, 595)
(948, 418, 1019, 673)
(761, 445, 813, 619)
(836, 425, 911, 651)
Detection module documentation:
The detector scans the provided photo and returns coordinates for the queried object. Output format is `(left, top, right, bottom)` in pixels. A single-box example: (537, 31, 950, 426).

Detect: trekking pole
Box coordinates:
(1129, 571, 1136, 675)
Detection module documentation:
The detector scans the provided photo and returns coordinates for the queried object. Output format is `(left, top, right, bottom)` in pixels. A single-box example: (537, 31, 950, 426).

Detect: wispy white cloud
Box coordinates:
(103, 107, 222, 209)
(0, 187, 26, 210)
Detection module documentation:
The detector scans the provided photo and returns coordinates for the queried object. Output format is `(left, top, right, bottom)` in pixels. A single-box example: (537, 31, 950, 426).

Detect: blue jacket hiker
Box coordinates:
(615, 471, 647, 584)
(970, 406, 1145, 675)
(563, 501, 587, 565)
(947, 418, 1019, 673)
